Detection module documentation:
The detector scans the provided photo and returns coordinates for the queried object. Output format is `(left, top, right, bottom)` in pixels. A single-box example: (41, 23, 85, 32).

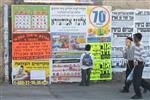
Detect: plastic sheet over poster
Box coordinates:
(12, 5, 50, 33)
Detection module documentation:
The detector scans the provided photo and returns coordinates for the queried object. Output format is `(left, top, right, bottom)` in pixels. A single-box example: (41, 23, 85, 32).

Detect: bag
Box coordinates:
(127, 67, 135, 82)
(82, 53, 93, 66)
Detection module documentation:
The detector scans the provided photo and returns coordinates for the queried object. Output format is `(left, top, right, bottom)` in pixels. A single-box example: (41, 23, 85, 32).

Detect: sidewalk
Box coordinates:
(0, 81, 150, 100)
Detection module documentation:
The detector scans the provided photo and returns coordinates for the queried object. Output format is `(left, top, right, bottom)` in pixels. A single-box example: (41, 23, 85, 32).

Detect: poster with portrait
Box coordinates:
(12, 5, 50, 33)
(87, 6, 111, 37)
(12, 60, 50, 85)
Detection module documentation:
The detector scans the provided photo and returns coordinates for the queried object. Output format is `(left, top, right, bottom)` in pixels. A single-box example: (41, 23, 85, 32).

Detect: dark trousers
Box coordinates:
(123, 60, 134, 91)
(133, 62, 144, 96)
(141, 79, 150, 91)
(80, 68, 91, 85)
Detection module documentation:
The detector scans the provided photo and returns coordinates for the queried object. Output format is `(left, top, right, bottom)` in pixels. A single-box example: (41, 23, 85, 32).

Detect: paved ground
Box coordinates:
(0, 81, 150, 100)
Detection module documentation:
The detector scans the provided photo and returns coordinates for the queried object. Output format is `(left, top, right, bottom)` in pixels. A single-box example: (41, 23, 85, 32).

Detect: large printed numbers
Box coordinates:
(93, 11, 106, 24)
(90, 7, 110, 28)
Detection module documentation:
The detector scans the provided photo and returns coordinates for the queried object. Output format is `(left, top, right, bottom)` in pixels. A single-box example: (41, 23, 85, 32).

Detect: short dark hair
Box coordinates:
(134, 33, 142, 41)
(85, 44, 91, 51)
(20, 65, 24, 68)
(126, 37, 133, 41)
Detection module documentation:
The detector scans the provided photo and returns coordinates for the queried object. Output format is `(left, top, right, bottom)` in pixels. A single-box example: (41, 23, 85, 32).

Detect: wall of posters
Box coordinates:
(12, 60, 50, 85)
(12, 5, 113, 84)
(111, 9, 150, 79)
(87, 6, 111, 37)
(111, 10, 135, 69)
(50, 6, 87, 33)
(12, 5, 51, 85)
(12, 5, 50, 33)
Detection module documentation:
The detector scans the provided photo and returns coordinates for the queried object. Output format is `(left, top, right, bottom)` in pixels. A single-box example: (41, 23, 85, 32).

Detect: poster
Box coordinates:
(52, 59, 81, 82)
(12, 60, 50, 85)
(111, 10, 135, 69)
(70, 35, 86, 51)
(112, 10, 134, 37)
(142, 67, 150, 79)
(50, 6, 87, 33)
(52, 33, 86, 52)
(4, 4, 9, 80)
(134, 9, 150, 68)
(12, 5, 50, 33)
(52, 34, 70, 51)
(24, 0, 95, 3)
(87, 6, 111, 37)
(12, 33, 51, 60)
(90, 60, 112, 80)
(52, 52, 82, 59)
(88, 37, 112, 80)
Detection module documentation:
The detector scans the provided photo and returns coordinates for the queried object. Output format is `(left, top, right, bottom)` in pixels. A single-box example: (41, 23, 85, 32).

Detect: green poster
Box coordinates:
(90, 42, 112, 80)
(12, 5, 50, 33)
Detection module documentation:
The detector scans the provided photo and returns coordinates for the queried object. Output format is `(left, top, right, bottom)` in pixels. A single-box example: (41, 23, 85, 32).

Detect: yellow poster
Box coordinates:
(87, 6, 111, 37)
(89, 39, 112, 80)
(12, 60, 50, 85)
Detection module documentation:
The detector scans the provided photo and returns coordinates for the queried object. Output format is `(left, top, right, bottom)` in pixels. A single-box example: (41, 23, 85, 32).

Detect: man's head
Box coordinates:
(133, 33, 142, 44)
(85, 44, 91, 51)
(126, 37, 133, 47)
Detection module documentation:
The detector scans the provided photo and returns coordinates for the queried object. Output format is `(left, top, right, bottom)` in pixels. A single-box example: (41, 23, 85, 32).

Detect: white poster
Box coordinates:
(50, 5, 87, 33)
(135, 9, 150, 69)
(111, 10, 135, 69)
(4, 4, 9, 80)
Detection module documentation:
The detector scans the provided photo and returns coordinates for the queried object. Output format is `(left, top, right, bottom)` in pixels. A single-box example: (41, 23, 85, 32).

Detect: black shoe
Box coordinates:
(131, 95, 143, 99)
(120, 89, 129, 93)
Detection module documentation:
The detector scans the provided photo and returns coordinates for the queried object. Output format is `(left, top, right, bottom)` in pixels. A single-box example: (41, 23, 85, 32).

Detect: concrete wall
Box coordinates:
(103, 0, 150, 9)
(0, 0, 150, 83)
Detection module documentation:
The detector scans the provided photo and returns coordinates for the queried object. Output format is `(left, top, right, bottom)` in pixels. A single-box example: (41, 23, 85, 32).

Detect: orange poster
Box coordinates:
(12, 33, 51, 60)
